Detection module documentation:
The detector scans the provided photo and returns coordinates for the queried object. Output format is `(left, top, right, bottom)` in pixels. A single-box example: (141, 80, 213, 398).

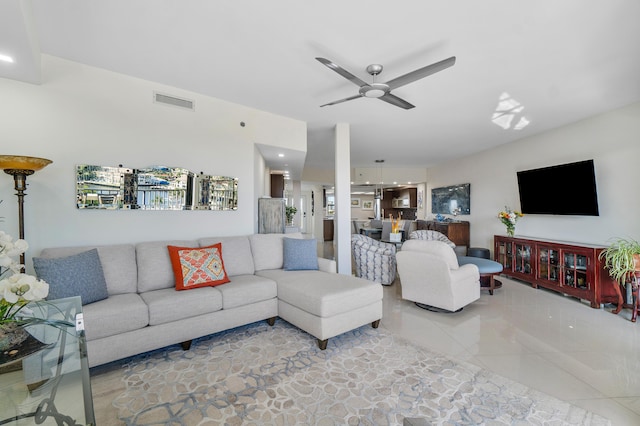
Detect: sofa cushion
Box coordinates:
(82, 293, 149, 341)
(38, 244, 137, 296)
(140, 287, 223, 326)
(198, 236, 254, 277)
(33, 249, 109, 305)
(249, 233, 302, 271)
(283, 237, 318, 271)
(257, 270, 382, 318)
(168, 244, 230, 290)
(136, 240, 198, 292)
(216, 274, 277, 310)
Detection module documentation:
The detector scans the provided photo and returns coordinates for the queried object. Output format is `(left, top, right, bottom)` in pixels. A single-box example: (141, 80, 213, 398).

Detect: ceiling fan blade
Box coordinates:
(320, 94, 364, 107)
(386, 56, 456, 90)
(316, 57, 368, 87)
(379, 93, 415, 109)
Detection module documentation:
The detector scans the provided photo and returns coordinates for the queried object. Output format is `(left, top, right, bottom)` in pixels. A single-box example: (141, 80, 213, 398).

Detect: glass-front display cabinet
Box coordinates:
(494, 235, 620, 309)
(562, 249, 590, 291)
(537, 245, 560, 283)
(538, 245, 590, 291)
(495, 237, 535, 281)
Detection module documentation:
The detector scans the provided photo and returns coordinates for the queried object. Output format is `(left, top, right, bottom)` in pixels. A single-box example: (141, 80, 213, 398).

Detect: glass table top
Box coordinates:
(0, 296, 94, 425)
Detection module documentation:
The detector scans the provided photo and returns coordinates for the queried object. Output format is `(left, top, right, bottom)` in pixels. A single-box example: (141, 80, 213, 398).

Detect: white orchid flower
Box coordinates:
(10, 238, 28, 254)
(1, 231, 50, 322)
(0, 231, 13, 245)
(0, 254, 13, 268)
(18, 275, 49, 301)
(1, 280, 20, 304)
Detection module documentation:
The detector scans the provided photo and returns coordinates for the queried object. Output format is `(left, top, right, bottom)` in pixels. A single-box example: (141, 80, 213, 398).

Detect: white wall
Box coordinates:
(0, 56, 306, 268)
(350, 194, 376, 221)
(426, 102, 640, 250)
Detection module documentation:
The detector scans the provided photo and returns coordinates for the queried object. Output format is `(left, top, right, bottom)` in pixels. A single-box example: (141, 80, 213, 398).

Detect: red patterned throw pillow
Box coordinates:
(168, 243, 230, 290)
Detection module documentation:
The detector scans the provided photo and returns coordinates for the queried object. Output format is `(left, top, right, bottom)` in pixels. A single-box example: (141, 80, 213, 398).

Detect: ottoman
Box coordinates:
(457, 256, 503, 295)
(256, 269, 383, 349)
(467, 247, 490, 259)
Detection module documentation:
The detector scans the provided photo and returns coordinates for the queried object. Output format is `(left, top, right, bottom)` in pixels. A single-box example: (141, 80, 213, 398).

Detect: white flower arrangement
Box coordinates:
(0, 230, 50, 323)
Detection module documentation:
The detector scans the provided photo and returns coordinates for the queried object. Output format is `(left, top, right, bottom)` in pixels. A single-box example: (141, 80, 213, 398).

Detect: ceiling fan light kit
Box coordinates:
(316, 56, 456, 109)
(360, 84, 388, 98)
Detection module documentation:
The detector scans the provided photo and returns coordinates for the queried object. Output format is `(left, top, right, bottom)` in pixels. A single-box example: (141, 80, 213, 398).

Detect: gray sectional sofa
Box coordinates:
(37, 233, 383, 367)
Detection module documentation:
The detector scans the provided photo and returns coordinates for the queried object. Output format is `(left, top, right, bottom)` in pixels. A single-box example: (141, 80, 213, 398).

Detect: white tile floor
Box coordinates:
(380, 276, 640, 425)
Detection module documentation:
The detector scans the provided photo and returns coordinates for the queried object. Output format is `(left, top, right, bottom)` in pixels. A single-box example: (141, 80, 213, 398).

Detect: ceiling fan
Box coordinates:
(316, 56, 456, 109)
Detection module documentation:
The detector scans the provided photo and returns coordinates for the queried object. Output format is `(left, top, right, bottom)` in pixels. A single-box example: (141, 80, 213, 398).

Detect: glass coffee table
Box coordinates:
(0, 296, 95, 425)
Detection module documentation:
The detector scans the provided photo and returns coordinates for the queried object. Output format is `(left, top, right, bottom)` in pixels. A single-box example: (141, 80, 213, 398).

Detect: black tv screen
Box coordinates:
(517, 160, 599, 216)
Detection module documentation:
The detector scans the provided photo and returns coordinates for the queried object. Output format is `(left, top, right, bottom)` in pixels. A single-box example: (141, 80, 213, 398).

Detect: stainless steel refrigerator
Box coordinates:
(258, 197, 286, 233)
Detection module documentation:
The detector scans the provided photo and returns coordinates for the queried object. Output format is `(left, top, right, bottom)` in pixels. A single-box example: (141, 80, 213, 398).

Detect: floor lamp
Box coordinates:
(0, 155, 52, 270)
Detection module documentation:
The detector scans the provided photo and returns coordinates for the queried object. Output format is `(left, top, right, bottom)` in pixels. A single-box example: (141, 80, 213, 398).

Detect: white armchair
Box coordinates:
(396, 240, 480, 312)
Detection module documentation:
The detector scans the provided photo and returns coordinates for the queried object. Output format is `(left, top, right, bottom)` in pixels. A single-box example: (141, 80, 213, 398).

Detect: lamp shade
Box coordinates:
(0, 155, 52, 171)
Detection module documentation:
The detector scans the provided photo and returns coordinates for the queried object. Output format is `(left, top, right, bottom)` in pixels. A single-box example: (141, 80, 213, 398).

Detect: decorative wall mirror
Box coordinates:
(76, 164, 238, 211)
(194, 173, 239, 211)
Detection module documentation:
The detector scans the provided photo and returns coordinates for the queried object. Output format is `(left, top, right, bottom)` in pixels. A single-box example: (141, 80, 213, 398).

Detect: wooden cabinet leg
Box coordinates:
(267, 317, 276, 326)
(612, 282, 624, 314)
(181, 340, 192, 351)
(318, 339, 328, 350)
(632, 283, 639, 323)
(371, 319, 380, 328)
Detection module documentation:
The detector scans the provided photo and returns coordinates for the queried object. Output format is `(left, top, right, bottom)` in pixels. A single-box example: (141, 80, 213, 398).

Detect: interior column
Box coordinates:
(334, 123, 351, 275)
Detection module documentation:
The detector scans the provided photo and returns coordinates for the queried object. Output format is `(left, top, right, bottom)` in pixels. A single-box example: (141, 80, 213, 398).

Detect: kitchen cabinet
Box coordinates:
(417, 220, 470, 248)
(323, 219, 334, 241)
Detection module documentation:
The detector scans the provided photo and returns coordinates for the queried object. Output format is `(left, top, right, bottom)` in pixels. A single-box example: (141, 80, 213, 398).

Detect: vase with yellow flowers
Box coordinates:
(498, 207, 524, 237)
(388, 214, 404, 242)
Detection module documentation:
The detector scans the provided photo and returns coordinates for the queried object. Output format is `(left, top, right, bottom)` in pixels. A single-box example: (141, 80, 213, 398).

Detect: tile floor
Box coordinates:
(382, 275, 640, 425)
(324, 240, 640, 424)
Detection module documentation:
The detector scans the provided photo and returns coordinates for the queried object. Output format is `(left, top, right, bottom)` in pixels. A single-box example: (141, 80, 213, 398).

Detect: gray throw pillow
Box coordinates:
(33, 248, 109, 305)
(283, 238, 319, 271)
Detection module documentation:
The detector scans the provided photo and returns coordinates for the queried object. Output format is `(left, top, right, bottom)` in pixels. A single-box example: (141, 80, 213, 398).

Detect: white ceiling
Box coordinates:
(2, 0, 639, 181)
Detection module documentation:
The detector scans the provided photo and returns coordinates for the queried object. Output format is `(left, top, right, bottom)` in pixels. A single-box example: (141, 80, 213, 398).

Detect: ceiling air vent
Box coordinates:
(153, 92, 195, 111)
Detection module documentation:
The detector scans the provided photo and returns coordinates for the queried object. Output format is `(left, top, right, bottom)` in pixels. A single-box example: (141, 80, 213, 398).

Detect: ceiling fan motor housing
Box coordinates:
(360, 83, 389, 98)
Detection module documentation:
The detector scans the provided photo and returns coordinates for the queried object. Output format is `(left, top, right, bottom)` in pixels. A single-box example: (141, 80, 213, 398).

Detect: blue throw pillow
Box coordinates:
(33, 248, 109, 305)
(283, 238, 319, 271)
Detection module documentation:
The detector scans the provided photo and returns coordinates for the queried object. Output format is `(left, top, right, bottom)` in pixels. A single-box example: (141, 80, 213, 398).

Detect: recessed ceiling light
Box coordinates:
(0, 54, 14, 63)
(278, 153, 284, 157)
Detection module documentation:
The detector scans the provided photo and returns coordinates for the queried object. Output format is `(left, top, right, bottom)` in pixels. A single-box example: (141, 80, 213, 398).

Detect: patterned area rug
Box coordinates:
(90, 321, 610, 425)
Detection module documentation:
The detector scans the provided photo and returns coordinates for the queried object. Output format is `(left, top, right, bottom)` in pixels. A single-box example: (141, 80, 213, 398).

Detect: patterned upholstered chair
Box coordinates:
(351, 234, 397, 285)
(409, 230, 456, 248)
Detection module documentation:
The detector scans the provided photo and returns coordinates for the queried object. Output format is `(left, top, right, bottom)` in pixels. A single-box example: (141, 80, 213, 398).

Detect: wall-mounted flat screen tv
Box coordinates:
(517, 159, 599, 216)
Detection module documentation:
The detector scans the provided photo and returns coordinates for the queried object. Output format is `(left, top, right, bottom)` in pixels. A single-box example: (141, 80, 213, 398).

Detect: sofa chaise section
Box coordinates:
(258, 269, 382, 349)
(249, 233, 383, 350)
